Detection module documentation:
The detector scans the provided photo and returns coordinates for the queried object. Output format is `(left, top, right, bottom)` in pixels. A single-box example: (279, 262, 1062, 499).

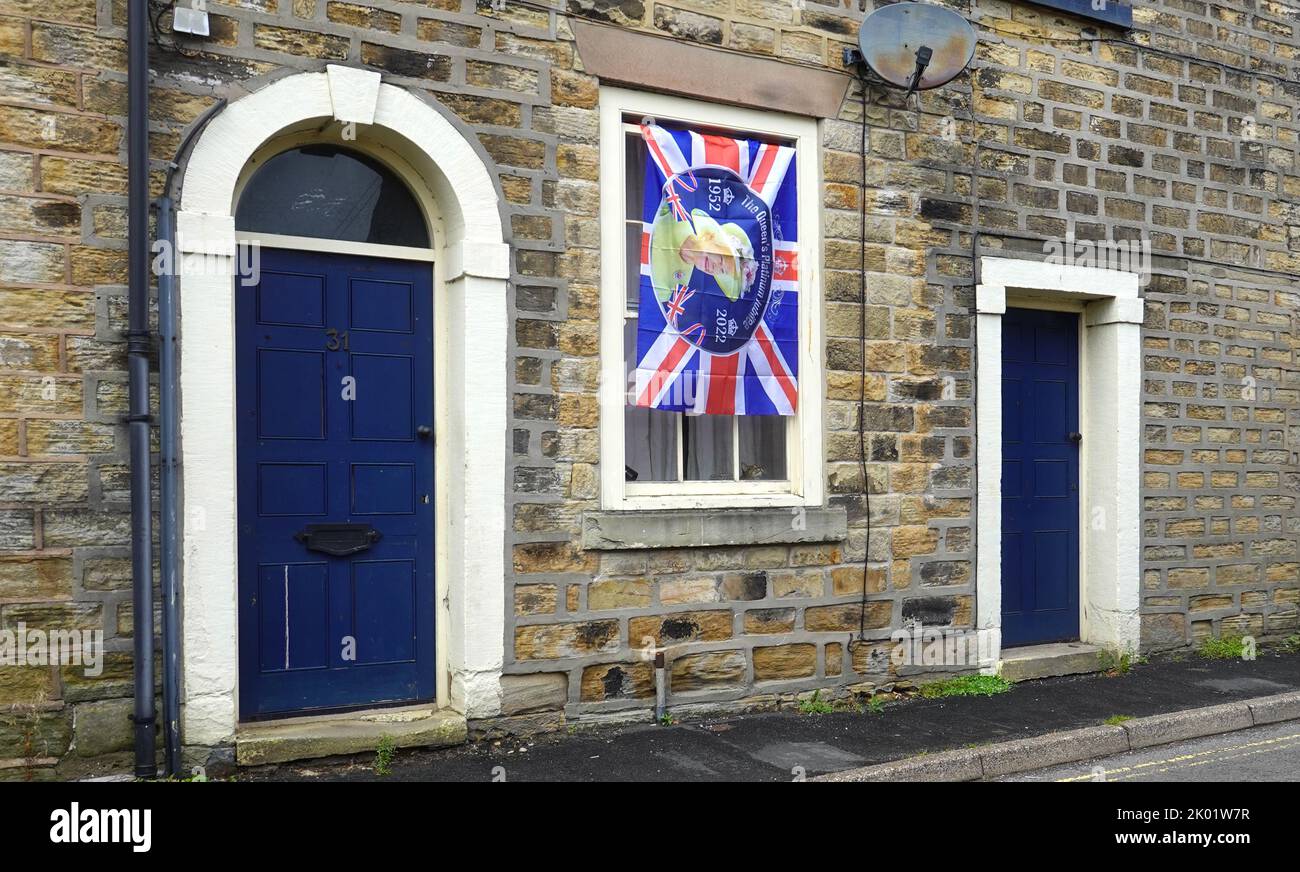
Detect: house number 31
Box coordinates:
(325, 328, 349, 351)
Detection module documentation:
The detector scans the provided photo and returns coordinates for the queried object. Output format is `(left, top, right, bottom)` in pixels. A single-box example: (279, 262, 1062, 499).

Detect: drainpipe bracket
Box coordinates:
(126, 328, 153, 354)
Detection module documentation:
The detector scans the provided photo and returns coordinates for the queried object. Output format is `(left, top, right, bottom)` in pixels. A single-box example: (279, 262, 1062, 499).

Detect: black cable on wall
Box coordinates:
(857, 73, 873, 643)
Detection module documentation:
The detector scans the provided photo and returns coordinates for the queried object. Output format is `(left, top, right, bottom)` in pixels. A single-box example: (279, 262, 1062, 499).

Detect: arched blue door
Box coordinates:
(236, 248, 435, 718)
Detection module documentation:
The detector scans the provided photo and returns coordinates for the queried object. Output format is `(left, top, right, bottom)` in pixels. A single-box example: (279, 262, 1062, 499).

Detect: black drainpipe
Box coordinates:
(127, 0, 156, 779)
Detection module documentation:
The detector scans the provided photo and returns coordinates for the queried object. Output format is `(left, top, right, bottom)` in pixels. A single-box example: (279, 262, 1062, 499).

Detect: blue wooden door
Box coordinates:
(237, 248, 435, 718)
(1001, 307, 1080, 647)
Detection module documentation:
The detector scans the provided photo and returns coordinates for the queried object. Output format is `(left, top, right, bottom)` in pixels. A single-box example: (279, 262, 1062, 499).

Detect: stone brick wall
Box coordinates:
(1140, 265, 1299, 648)
(2, 0, 147, 777)
(0, 0, 1296, 772)
(955, 0, 1300, 652)
(527, 0, 1299, 720)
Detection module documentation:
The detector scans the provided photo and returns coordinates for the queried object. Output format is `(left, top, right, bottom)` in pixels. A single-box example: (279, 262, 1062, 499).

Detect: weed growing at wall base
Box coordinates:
(374, 734, 396, 776)
(919, 675, 1013, 699)
(797, 690, 835, 714)
(1099, 647, 1145, 675)
(1198, 634, 1255, 660)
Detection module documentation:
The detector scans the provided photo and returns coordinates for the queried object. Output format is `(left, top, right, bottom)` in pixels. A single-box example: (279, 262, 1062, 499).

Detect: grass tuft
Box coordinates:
(1099, 647, 1145, 675)
(797, 690, 836, 715)
(1198, 634, 1248, 660)
(919, 674, 1013, 699)
(1103, 714, 1134, 726)
(374, 734, 397, 777)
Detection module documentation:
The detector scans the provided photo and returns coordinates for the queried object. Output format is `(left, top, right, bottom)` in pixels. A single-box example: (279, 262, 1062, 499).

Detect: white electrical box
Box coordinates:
(173, 3, 211, 37)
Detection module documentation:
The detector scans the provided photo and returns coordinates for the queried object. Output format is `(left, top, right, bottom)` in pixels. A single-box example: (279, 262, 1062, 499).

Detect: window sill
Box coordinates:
(581, 506, 847, 551)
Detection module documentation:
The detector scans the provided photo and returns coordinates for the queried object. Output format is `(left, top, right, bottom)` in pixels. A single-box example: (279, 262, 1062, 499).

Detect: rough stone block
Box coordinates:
(500, 672, 568, 715)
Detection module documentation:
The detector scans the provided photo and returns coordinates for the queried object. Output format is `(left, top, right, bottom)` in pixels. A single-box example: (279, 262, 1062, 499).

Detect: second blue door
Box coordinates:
(1001, 307, 1080, 647)
(237, 248, 435, 718)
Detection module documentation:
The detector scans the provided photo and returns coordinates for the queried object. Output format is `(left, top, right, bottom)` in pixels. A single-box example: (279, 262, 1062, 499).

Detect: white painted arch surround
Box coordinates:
(177, 67, 509, 745)
(975, 257, 1143, 671)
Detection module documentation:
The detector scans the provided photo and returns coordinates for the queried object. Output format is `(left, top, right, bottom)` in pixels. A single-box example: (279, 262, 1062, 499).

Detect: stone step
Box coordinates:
(236, 705, 466, 766)
(999, 642, 1107, 683)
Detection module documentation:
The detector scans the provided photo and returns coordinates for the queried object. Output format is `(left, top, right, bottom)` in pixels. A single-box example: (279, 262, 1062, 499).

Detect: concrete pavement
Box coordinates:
(243, 650, 1300, 782)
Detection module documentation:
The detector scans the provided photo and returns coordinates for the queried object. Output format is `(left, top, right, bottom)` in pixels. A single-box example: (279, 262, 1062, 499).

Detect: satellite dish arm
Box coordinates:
(905, 45, 934, 96)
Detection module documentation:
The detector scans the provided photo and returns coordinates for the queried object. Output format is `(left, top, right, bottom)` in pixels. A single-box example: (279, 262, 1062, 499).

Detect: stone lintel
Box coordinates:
(573, 21, 850, 120)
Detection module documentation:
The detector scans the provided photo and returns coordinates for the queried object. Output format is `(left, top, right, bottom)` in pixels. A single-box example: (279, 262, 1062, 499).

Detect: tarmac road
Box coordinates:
(1000, 719, 1300, 782)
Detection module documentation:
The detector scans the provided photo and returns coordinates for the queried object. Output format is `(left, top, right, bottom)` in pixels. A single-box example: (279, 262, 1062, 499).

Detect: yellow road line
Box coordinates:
(1107, 739, 1300, 781)
(1055, 731, 1300, 782)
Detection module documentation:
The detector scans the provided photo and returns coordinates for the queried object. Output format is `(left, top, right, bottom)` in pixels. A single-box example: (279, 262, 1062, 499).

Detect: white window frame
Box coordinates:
(595, 87, 821, 512)
(598, 86, 824, 511)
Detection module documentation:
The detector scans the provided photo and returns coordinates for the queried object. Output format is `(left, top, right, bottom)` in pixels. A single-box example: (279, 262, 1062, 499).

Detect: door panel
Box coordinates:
(351, 354, 414, 440)
(1001, 307, 1080, 647)
(257, 562, 329, 672)
(237, 248, 435, 718)
(257, 349, 325, 439)
(351, 559, 417, 664)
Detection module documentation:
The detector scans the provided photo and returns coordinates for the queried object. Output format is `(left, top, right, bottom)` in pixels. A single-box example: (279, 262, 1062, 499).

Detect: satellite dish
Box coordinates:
(857, 2, 977, 93)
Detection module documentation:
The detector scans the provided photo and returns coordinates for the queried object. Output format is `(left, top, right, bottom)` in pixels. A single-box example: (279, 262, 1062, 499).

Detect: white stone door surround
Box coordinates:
(975, 256, 1143, 670)
(176, 67, 509, 745)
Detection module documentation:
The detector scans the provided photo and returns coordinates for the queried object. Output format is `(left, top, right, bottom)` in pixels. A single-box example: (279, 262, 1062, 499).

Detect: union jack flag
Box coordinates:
(664, 284, 697, 330)
(663, 171, 697, 222)
(630, 123, 799, 416)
